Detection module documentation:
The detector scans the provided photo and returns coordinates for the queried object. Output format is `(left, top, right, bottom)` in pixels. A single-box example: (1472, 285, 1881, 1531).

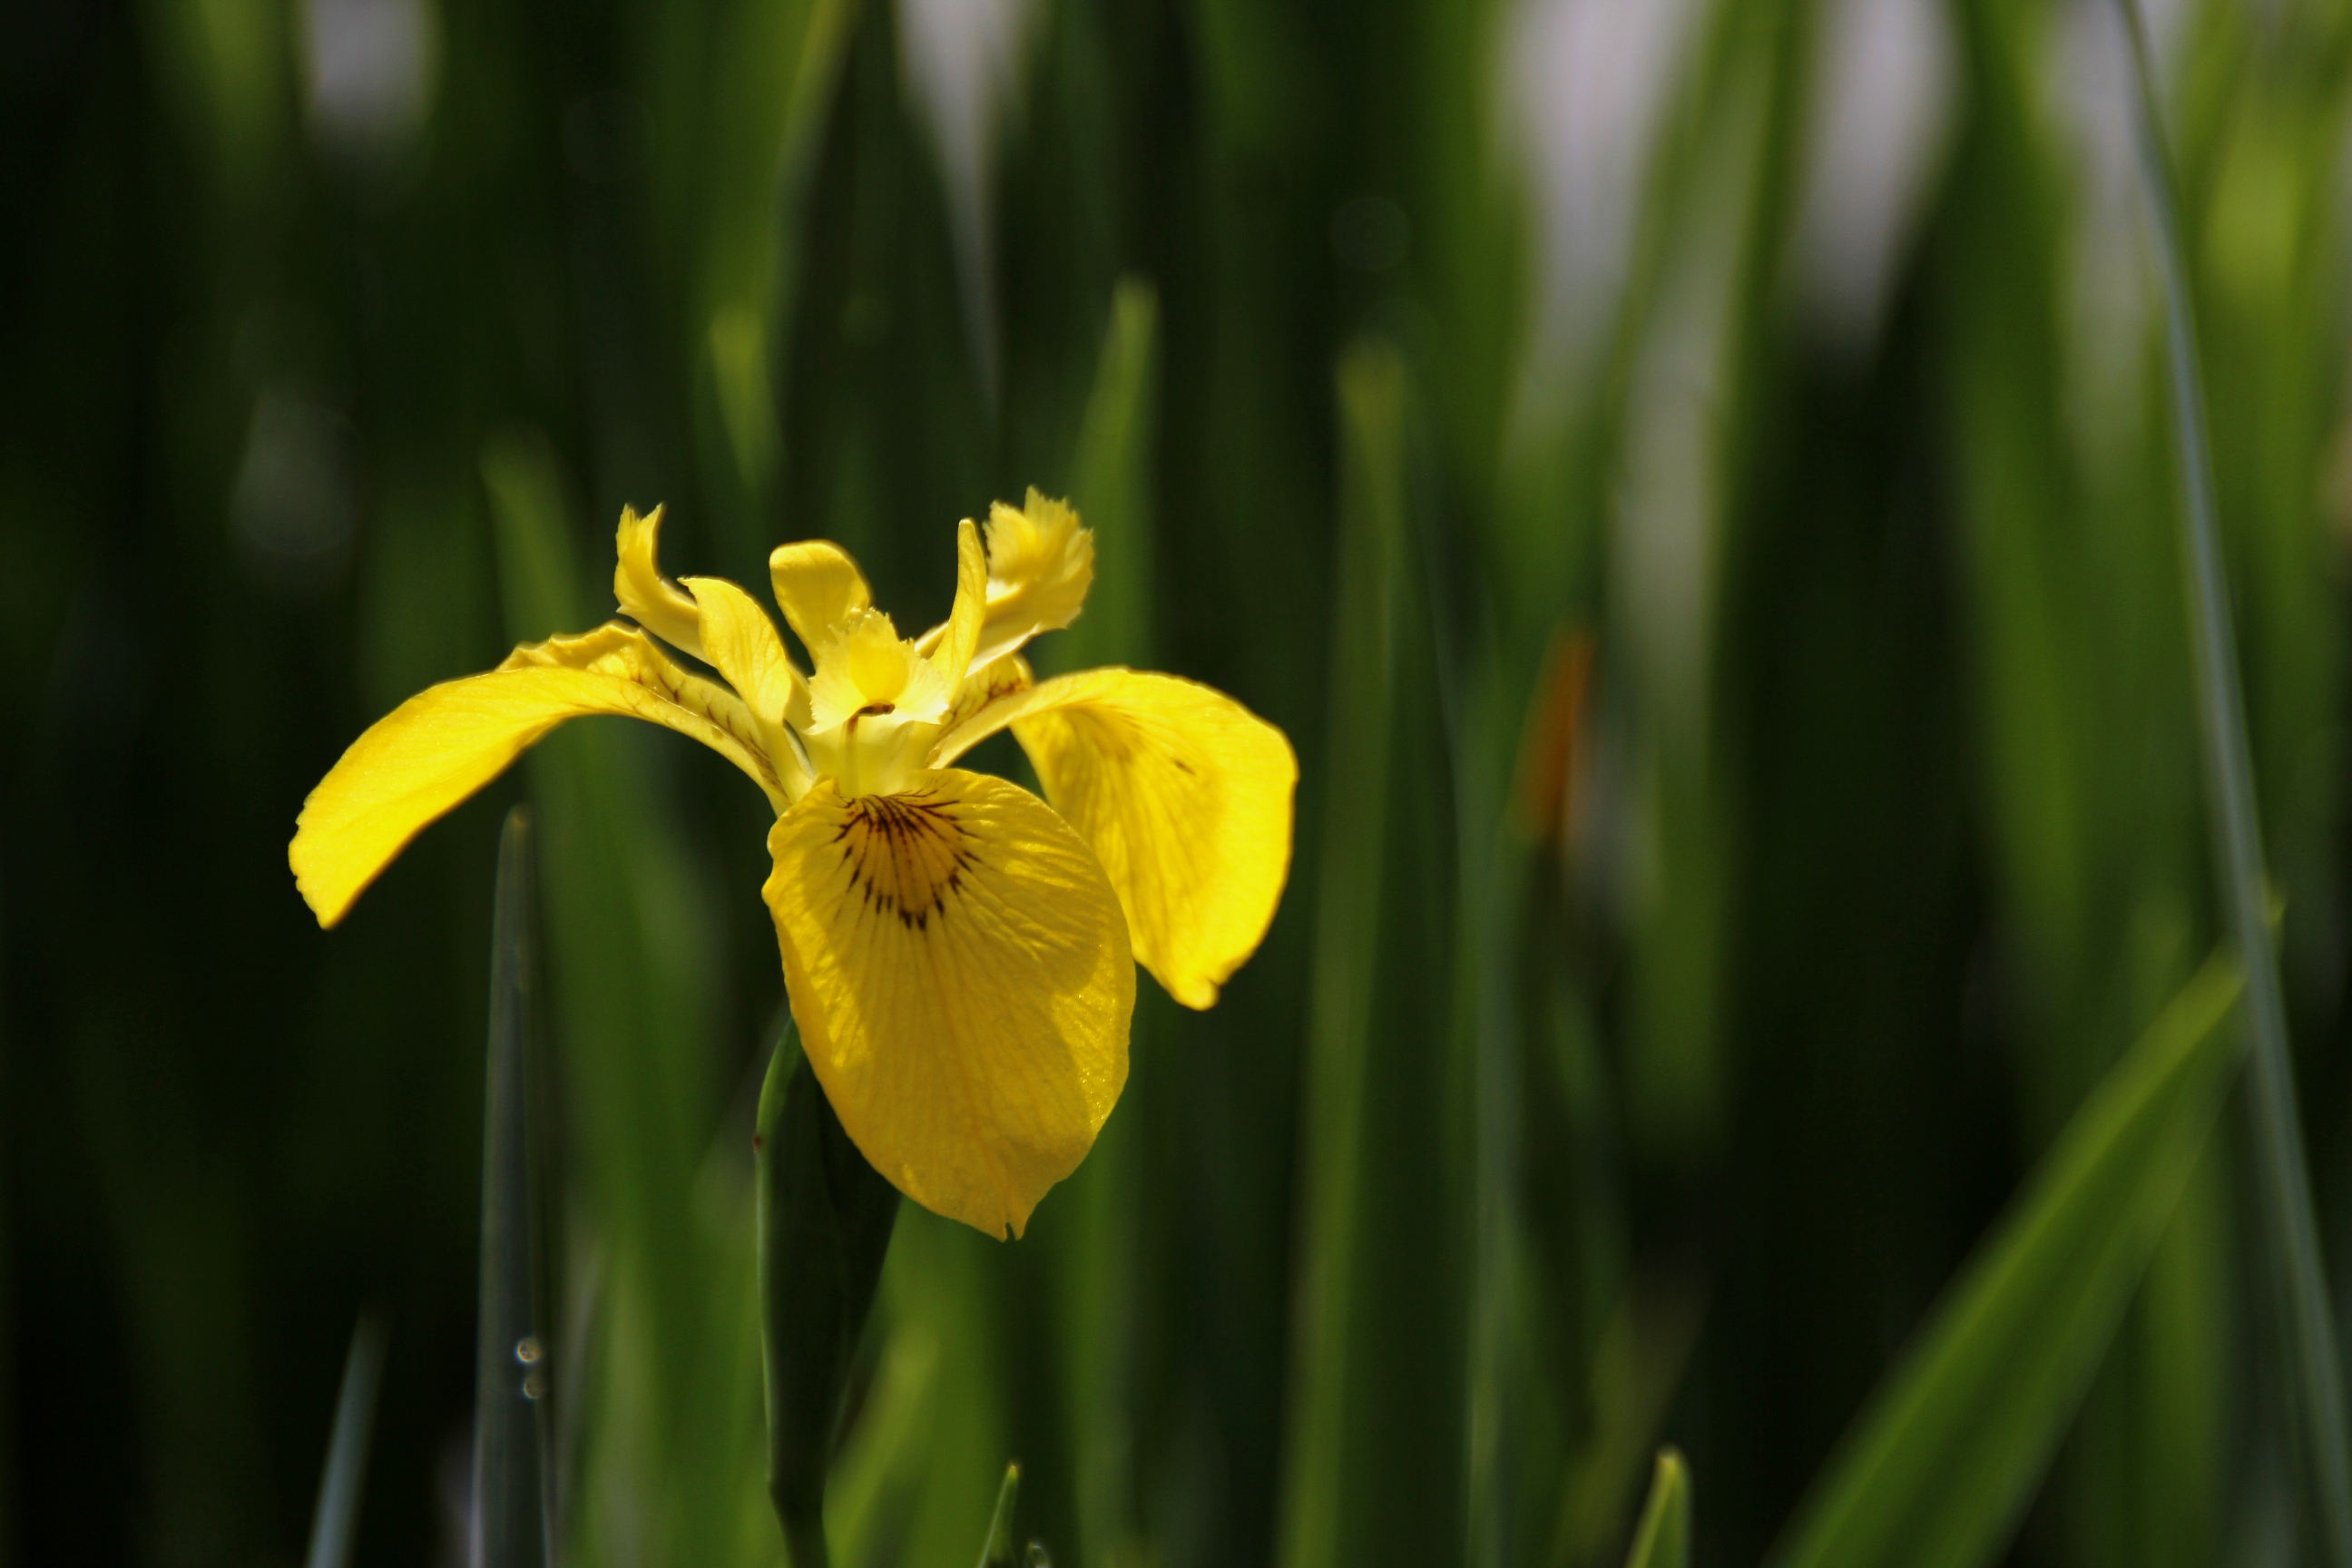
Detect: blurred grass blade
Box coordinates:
(482, 430, 590, 639)
(2111, 1, 2352, 1559)
(1622, 1449, 1690, 1568)
(303, 1314, 387, 1568)
(696, 0, 867, 570)
(1277, 342, 1409, 1568)
(758, 1032, 902, 1568)
(1553, 1269, 1709, 1564)
(975, 1463, 1021, 1568)
(483, 426, 769, 1567)
(1039, 276, 1161, 1568)
(1766, 956, 2245, 1568)
(1052, 279, 1159, 671)
(476, 806, 548, 1568)
(826, 1327, 942, 1568)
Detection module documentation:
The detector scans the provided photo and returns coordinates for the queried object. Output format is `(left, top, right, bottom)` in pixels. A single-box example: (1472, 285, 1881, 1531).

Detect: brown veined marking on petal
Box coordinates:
(933, 655, 1036, 758)
(630, 649, 778, 779)
(831, 789, 979, 933)
(768, 771, 1132, 1236)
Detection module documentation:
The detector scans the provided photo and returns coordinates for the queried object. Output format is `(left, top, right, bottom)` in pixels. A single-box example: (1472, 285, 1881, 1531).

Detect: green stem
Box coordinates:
(2111, 4, 2352, 1560)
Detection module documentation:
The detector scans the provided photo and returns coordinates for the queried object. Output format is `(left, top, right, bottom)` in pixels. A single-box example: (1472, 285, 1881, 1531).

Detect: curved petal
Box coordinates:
(613, 505, 707, 660)
(933, 668, 1296, 1008)
(764, 771, 1133, 1238)
(973, 490, 1093, 668)
(769, 539, 873, 651)
(926, 519, 988, 688)
(913, 493, 1093, 670)
(942, 652, 1034, 735)
(294, 623, 787, 927)
(680, 573, 813, 759)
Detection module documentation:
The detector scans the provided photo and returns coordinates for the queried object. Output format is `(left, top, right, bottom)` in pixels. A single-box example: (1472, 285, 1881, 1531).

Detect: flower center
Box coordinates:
(804, 611, 954, 796)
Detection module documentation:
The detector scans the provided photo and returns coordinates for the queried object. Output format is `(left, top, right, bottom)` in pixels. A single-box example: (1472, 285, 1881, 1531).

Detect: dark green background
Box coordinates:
(7, 0, 2352, 1563)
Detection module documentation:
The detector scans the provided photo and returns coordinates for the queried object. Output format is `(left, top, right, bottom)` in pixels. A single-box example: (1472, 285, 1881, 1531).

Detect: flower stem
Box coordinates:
(2111, 2, 2352, 1559)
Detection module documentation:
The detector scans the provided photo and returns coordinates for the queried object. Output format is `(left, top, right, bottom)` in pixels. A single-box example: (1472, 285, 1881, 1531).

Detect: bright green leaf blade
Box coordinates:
(302, 1313, 387, 1568)
(1622, 1448, 1690, 1568)
(975, 1462, 1022, 1568)
(1767, 956, 2245, 1568)
(475, 807, 548, 1568)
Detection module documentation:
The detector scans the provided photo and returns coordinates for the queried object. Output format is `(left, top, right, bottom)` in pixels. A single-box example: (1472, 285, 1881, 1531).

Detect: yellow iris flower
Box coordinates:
(289, 492, 1297, 1238)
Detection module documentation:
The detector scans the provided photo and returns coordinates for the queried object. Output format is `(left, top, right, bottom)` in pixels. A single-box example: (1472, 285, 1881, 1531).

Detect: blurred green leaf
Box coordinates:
(1279, 338, 1464, 1568)
(302, 1315, 387, 1568)
(1767, 956, 2245, 1568)
(975, 1462, 1022, 1568)
(1553, 1270, 1707, 1566)
(827, 1325, 942, 1568)
(757, 1033, 901, 1568)
(475, 808, 548, 1568)
(1049, 279, 1160, 673)
(1278, 341, 1412, 1568)
(2113, 0, 2352, 1554)
(482, 431, 593, 642)
(1621, 1449, 1689, 1568)
(1019, 275, 1164, 1568)
(482, 428, 768, 1568)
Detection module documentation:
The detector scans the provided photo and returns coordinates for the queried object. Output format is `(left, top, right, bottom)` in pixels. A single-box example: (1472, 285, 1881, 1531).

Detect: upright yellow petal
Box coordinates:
(769, 540, 874, 651)
(926, 518, 988, 687)
(973, 489, 1094, 668)
(764, 771, 1133, 1238)
(614, 505, 707, 660)
(294, 623, 789, 927)
(932, 669, 1296, 1008)
(681, 573, 813, 760)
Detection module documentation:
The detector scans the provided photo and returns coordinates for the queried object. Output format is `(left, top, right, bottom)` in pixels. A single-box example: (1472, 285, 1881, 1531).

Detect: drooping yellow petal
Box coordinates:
(973, 489, 1094, 669)
(680, 573, 812, 760)
(613, 505, 707, 660)
(500, 623, 790, 794)
(932, 668, 1296, 1008)
(926, 518, 988, 687)
(294, 623, 788, 927)
(769, 539, 874, 651)
(764, 770, 1133, 1238)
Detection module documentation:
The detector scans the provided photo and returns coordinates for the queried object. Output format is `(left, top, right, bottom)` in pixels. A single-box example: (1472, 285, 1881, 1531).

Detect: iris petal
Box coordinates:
(613, 505, 707, 660)
(764, 770, 1133, 1238)
(680, 574, 813, 769)
(932, 668, 1296, 1008)
(292, 623, 786, 926)
(972, 490, 1094, 669)
(926, 518, 988, 688)
(769, 540, 874, 652)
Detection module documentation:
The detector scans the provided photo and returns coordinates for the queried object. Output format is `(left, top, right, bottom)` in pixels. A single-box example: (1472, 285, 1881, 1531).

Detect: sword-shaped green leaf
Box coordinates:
(1767, 957, 2244, 1568)
(1622, 1449, 1689, 1568)
(758, 1031, 902, 1568)
(475, 806, 549, 1568)
(302, 1314, 387, 1568)
(974, 1463, 1022, 1568)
